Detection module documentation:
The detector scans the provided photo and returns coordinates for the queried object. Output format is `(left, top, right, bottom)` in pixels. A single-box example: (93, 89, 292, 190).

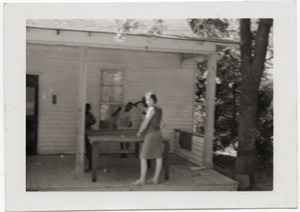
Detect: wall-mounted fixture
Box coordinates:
(52, 94, 57, 104)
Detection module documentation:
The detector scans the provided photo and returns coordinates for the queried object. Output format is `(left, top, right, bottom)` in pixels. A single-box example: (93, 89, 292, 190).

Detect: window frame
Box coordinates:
(99, 68, 124, 129)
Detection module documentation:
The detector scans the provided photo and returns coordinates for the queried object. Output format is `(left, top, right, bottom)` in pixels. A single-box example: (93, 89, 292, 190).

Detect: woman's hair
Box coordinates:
(145, 92, 157, 103)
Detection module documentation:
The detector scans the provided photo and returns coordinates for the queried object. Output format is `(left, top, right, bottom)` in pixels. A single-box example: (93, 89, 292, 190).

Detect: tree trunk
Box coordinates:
(232, 83, 237, 137)
(235, 19, 273, 190)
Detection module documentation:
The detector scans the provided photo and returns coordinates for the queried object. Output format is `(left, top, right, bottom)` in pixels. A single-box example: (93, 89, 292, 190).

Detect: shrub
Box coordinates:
(194, 47, 273, 162)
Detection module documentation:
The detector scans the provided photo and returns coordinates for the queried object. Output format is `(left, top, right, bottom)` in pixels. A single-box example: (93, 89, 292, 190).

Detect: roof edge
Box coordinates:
(26, 26, 240, 46)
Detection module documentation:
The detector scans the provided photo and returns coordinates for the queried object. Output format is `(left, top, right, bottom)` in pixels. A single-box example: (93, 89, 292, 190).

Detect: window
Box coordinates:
(99, 69, 124, 129)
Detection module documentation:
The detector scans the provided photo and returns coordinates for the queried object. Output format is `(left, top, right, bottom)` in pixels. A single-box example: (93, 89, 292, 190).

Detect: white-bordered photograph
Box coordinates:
(3, 1, 298, 211)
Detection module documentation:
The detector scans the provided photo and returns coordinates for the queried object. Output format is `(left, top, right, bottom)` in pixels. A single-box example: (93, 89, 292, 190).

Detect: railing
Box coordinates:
(174, 129, 205, 166)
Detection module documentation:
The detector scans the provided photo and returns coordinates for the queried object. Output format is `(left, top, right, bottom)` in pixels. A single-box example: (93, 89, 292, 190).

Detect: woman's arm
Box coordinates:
(137, 107, 155, 137)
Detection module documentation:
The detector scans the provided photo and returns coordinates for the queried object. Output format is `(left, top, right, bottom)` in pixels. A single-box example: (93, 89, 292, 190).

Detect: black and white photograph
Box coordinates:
(3, 1, 298, 211)
(25, 18, 272, 192)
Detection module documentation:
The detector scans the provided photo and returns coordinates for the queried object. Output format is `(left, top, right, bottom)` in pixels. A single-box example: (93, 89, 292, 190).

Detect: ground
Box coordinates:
(252, 160, 273, 191)
(26, 153, 238, 191)
(214, 160, 273, 191)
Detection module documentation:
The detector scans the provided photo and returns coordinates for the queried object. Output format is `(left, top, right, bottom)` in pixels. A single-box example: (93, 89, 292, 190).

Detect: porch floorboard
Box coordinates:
(26, 154, 238, 191)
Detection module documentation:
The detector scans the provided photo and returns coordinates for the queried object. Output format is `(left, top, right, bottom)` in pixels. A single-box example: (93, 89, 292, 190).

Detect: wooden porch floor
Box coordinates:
(26, 154, 238, 191)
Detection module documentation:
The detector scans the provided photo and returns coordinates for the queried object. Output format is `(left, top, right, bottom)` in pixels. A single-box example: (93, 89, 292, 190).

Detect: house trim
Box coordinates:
(27, 27, 219, 54)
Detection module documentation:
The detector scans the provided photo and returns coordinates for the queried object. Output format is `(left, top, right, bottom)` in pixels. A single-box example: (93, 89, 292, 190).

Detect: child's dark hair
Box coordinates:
(86, 103, 91, 110)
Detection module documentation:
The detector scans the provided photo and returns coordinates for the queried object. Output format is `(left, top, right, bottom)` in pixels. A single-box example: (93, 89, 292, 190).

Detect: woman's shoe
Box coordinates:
(146, 178, 158, 185)
(131, 179, 145, 185)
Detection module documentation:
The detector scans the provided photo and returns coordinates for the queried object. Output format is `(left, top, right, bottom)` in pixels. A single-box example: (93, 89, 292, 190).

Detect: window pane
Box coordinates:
(99, 104, 122, 129)
(102, 70, 113, 85)
(112, 71, 123, 86)
(102, 69, 123, 86)
(101, 86, 112, 102)
(112, 86, 123, 103)
(100, 104, 109, 120)
(101, 86, 123, 103)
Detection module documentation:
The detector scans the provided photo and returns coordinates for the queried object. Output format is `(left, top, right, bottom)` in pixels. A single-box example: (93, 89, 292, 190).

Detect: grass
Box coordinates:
(213, 157, 273, 191)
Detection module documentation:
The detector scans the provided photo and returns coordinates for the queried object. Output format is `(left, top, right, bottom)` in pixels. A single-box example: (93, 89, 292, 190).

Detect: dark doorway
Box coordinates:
(26, 75, 39, 155)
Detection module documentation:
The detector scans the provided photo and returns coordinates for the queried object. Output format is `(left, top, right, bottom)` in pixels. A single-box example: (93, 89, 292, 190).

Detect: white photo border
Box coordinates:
(3, 1, 298, 211)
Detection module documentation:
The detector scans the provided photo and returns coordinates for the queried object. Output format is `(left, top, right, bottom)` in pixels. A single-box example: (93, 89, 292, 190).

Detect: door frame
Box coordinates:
(26, 74, 39, 155)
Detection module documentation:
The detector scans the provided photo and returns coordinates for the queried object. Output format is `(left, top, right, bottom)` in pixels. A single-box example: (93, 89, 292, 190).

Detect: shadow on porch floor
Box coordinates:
(26, 154, 238, 191)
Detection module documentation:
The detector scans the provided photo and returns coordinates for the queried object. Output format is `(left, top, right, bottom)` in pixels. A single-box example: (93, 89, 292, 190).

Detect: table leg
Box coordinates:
(85, 135, 92, 171)
(135, 143, 140, 158)
(92, 143, 99, 182)
(163, 140, 170, 180)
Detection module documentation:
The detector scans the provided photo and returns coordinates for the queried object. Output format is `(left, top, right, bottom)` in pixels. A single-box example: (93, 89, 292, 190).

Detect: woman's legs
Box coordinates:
(152, 158, 162, 184)
(132, 157, 147, 185)
(139, 158, 147, 182)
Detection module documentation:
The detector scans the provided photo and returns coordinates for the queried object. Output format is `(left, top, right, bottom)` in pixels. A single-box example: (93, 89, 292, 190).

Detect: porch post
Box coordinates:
(75, 46, 87, 172)
(203, 53, 217, 168)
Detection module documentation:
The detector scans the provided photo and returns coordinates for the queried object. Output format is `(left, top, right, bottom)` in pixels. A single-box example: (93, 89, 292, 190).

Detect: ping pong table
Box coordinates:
(86, 129, 170, 182)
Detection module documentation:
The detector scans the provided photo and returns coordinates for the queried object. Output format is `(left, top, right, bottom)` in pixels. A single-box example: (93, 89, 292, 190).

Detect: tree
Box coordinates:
(192, 19, 273, 189)
(115, 19, 166, 49)
(236, 19, 273, 189)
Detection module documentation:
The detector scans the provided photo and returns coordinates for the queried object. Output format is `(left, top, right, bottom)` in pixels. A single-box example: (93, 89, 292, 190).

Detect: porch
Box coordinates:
(26, 153, 238, 191)
(25, 20, 239, 191)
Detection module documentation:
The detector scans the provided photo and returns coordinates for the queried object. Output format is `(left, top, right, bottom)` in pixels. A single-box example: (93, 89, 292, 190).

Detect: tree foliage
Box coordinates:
(115, 19, 166, 48)
(188, 19, 231, 39)
(192, 19, 273, 170)
(194, 47, 273, 163)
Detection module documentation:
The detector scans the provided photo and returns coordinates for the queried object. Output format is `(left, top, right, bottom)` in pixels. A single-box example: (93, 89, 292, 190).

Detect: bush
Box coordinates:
(194, 47, 273, 162)
(255, 81, 273, 164)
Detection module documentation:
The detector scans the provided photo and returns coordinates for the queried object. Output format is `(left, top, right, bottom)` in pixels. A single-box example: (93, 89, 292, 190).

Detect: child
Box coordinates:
(85, 103, 96, 130)
(113, 102, 135, 158)
(85, 103, 96, 171)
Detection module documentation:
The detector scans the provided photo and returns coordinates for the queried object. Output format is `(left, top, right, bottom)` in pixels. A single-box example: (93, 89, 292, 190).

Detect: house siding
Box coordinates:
(27, 43, 196, 154)
(174, 130, 205, 166)
(27, 44, 81, 154)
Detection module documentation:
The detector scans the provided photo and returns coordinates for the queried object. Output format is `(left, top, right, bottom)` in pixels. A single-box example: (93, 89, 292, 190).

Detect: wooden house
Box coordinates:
(26, 20, 238, 171)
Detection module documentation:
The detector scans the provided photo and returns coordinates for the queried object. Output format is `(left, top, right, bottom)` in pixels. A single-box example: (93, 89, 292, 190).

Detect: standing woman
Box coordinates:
(132, 92, 167, 185)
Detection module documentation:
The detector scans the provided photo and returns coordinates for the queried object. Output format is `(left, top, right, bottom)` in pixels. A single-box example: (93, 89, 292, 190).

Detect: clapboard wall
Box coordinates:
(26, 44, 81, 153)
(174, 130, 205, 166)
(26, 43, 196, 154)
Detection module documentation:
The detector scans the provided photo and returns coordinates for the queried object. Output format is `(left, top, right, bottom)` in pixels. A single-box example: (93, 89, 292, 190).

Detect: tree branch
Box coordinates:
(252, 19, 273, 88)
(240, 19, 253, 68)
